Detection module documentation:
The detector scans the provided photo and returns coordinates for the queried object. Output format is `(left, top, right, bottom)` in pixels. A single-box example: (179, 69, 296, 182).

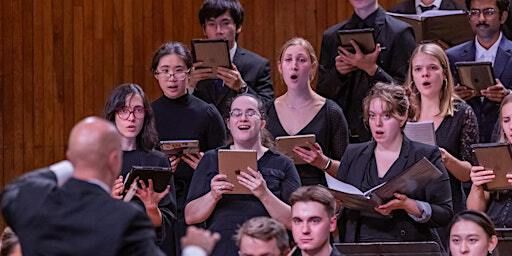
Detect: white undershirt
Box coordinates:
(475, 32, 503, 65)
(415, 0, 442, 14)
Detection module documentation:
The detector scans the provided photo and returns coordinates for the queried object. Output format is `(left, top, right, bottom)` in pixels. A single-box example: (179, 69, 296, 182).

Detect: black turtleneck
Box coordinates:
(151, 93, 226, 213)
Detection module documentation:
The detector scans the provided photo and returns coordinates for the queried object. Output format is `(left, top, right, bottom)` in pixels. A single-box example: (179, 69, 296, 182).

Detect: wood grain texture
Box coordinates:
(0, 0, 406, 188)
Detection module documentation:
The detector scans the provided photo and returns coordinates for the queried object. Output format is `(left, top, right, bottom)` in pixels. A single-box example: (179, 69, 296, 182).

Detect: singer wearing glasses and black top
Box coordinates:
(105, 83, 177, 255)
(150, 42, 226, 254)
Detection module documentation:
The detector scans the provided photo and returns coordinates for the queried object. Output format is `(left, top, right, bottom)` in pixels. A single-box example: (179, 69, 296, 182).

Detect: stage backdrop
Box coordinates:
(2, 0, 435, 189)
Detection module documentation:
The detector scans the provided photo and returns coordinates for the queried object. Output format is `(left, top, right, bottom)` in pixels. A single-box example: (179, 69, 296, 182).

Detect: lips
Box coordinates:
(238, 124, 250, 130)
(290, 74, 298, 80)
(422, 81, 432, 86)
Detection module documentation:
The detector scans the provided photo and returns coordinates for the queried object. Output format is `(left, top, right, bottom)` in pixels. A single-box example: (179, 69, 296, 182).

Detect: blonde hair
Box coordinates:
(404, 43, 457, 120)
(235, 217, 289, 253)
(498, 94, 512, 142)
(277, 37, 318, 82)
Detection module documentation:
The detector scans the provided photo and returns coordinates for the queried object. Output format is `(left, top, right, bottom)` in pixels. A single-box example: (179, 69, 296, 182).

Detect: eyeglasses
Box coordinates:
(468, 8, 498, 18)
(117, 106, 145, 120)
(154, 69, 189, 80)
(205, 19, 235, 29)
(229, 109, 261, 119)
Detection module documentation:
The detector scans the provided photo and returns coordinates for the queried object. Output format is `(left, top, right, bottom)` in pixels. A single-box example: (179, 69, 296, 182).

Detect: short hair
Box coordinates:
(465, 0, 510, 13)
(225, 93, 275, 148)
(150, 41, 193, 73)
(103, 83, 159, 151)
(278, 37, 318, 82)
(498, 94, 512, 142)
(235, 217, 289, 253)
(449, 210, 496, 238)
(362, 82, 412, 128)
(198, 0, 244, 28)
(289, 186, 336, 217)
(0, 227, 19, 256)
(404, 43, 456, 120)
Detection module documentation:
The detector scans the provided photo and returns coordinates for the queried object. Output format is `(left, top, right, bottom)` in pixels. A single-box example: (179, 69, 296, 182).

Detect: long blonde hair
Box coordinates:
(498, 94, 512, 142)
(404, 43, 457, 120)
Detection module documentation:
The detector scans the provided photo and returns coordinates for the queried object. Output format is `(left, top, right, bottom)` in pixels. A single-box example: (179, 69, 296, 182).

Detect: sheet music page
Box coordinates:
(404, 121, 436, 146)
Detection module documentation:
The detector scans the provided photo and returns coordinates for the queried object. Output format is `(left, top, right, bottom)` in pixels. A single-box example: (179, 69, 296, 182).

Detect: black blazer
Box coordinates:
(193, 47, 274, 117)
(316, 8, 416, 142)
(336, 137, 453, 244)
(389, 0, 466, 14)
(1, 168, 164, 256)
(446, 37, 512, 142)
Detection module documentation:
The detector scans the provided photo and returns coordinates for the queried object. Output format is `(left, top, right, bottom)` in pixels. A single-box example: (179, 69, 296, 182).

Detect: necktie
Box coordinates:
(420, 5, 435, 13)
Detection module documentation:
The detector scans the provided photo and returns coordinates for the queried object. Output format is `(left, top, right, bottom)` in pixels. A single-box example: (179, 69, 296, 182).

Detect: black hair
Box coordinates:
(465, 0, 510, 13)
(104, 83, 159, 151)
(150, 41, 193, 73)
(449, 210, 497, 239)
(198, 0, 244, 28)
(0, 227, 19, 256)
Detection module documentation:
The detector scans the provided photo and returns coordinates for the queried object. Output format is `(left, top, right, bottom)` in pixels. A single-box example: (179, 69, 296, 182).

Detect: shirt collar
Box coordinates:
(416, 0, 442, 8)
(230, 41, 237, 62)
(350, 7, 381, 28)
(475, 32, 502, 64)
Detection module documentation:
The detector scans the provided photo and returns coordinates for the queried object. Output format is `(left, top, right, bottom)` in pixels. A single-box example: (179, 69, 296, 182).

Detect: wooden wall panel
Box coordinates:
(0, 0, 405, 196)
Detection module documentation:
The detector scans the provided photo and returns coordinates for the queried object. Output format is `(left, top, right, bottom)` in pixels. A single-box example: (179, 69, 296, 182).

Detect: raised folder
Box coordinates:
(325, 158, 442, 216)
(455, 61, 496, 96)
(471, 143, 512, 191)
(337, 28, 376, 54)
(275, 134, 316, 165)
(160, 140, 200, 156)
(218, 149, 257, 194)
(387, 10, 473, 46)
(123, 166, 173, 193)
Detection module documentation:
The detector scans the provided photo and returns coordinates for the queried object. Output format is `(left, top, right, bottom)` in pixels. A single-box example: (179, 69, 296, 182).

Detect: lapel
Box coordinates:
(215, 47, 245, 105)
(494, 37, 512, 79)
(383, 136, 411, 180)
(460, 40, 476, 61)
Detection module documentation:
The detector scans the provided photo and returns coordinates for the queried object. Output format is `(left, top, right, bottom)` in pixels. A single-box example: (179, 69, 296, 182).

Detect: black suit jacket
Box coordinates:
(336, 137, 453, 245)
(389, 0, 466, 14)
(193, 47, 274, 117)
(446, 37, 512, 142)
(316, 8, 416, 142)
(1, 168, 164, 256)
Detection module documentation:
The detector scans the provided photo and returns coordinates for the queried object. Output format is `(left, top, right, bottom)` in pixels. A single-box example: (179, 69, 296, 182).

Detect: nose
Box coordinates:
(421, 68, 429, 77)
(478, 12, 486, 22)
(375, 116, 383, 127)
(459, 240, 469, 254)
(301, 223, 311, 234)
(127, 112, 136, 121)
(215, 24, 223, 34)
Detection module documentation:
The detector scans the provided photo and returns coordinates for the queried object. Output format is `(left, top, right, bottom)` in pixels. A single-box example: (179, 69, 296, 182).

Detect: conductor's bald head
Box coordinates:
(66, 117, 122, 186)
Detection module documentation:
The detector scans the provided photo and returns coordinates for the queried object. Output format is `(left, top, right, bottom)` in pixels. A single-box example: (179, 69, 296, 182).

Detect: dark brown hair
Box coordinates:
(362, 82, 413, 128)
(449, 210, 496, 239)
(150, 41, 193, 73)
(104, 83, 159, 151)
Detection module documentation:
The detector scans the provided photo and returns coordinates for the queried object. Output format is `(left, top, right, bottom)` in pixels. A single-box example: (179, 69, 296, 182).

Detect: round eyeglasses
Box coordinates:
(154, 69, 189, 80)
(116, 106, 145, 120)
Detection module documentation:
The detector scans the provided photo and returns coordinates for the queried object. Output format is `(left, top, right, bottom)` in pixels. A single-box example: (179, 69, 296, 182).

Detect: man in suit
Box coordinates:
(389, 0, 466, 14)
(289, 186, 343, 256)
(190, 0, 274, 117)
(1, 117, 165, 256)
(316, 0, 416, 142)
(235, 217, 290, 256)
(446, 0, 512, 143)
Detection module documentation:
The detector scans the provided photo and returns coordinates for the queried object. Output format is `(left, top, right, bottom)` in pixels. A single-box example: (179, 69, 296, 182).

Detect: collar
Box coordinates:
(350, 7, 383, 28)
(230, 41, 237, 62)
(416, 0, 442, 8)
(475, 32, 503, 64)
(84, 178, 111, 193)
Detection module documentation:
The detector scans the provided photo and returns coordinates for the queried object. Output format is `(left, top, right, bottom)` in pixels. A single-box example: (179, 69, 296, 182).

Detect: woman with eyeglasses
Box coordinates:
(185, 94, 301, 256)
(150, 42, 227, 253)
(266, 37, 349, 186)
(467, 94, 512, 228)
(105, 83, 177, 255)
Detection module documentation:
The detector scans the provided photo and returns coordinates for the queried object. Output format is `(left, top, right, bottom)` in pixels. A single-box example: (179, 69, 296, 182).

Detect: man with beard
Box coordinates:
(447, 0, 512, 143)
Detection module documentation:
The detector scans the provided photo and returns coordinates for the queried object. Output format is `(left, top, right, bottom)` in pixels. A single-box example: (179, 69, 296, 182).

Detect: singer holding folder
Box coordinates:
(467, 94, 512, 228)
(104, 84, 177, 255)
(336, 83, 452, 248)
(185, 94, 301, 256)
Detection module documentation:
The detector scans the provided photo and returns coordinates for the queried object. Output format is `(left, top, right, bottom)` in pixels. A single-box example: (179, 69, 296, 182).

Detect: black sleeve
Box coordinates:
(120, 210, 166, 256)
(375, 27, 416, 84)
(317, 31, 351, 99)
(206, 105, 227, 149)
(424, 148, 454, 227)
(326, 100, 349, 160)
(280, 159, 301, 203)
(246, 59, 274, 105)
(185, 151, 217, 204)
